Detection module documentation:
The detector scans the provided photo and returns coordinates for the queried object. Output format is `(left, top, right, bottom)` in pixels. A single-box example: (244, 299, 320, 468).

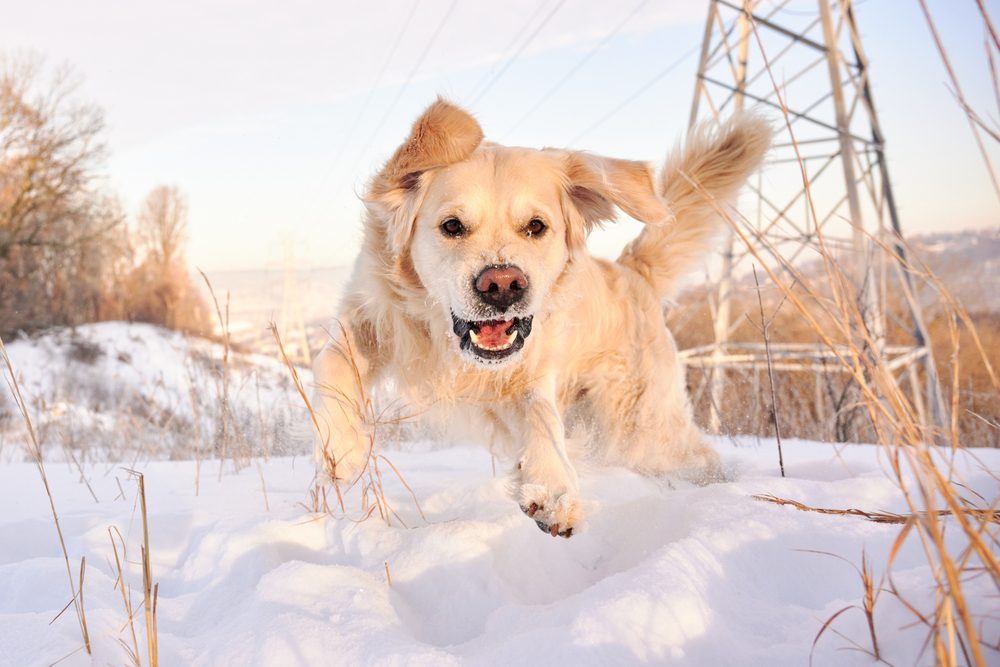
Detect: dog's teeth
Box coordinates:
(468, 327, 518, 352)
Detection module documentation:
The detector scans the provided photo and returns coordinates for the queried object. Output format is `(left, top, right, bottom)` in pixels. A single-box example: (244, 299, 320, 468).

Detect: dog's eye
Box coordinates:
(525, 218, 547, 238)
(440, 217, 465, 237)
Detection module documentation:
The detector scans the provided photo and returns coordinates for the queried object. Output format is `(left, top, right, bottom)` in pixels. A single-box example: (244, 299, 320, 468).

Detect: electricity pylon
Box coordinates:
(682, 0, 947, 436)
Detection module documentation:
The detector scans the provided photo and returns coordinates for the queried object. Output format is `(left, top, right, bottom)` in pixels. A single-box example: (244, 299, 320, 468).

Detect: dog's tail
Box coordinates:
(618, 114, 771, 300)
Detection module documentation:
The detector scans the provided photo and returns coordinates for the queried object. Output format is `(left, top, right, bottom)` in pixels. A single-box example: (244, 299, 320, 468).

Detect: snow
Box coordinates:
(1, 323, 998, 665)
(0, 322, 307, 463)
(0, 440, 997, 666)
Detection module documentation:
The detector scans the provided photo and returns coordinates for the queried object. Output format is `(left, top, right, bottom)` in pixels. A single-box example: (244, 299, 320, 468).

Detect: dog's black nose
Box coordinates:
(474, 265, 528, 311)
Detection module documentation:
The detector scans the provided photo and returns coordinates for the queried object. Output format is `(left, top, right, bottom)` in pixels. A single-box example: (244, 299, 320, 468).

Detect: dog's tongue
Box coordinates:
(475, 320, 514, 347)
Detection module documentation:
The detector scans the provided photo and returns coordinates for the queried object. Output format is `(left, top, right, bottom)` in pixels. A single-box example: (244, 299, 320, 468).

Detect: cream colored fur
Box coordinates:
(312, 99, 770, 537)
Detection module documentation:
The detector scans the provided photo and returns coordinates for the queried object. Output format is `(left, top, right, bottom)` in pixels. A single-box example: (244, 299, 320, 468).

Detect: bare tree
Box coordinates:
(0, 54, 126, 338)
(125, 185, 208, 333)
(137, 185, 187, 267)
(0, 54, 207, 338)
(0, 54, 111, 258)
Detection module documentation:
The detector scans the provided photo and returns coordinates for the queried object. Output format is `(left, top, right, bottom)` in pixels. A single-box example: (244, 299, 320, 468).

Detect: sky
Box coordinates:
(2, 0, 998, 272)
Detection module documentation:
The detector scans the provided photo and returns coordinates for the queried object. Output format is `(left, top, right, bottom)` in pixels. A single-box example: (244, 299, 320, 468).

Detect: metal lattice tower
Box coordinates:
(681, 0, 947, 436)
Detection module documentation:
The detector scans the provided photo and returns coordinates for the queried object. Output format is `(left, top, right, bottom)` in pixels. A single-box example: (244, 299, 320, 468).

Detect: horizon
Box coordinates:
(196, 225, 1000, 274)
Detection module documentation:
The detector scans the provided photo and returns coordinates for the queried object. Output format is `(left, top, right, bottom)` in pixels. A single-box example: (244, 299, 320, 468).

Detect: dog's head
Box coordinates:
(364, 99, 671, 367)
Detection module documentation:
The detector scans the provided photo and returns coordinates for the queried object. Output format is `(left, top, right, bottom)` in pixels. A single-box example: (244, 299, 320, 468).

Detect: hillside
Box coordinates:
(910, 228, 1000, 313)
(0, 322, 308, 464)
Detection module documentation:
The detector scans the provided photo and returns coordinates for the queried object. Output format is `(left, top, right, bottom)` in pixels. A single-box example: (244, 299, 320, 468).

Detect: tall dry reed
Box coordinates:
(687, 16, 1000, 661)
(0, 340, 92, 655)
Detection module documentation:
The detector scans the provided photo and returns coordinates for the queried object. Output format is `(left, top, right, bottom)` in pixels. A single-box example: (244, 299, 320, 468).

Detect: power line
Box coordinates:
(503, 0, 652, 140)
(464, 0, 555, 105)
(349, 0, 461, 181)
(467, 0, 569, 108)
(568, 43, 700, 147)
(329, 1, 422, 182)
(301, 1, 422, 224)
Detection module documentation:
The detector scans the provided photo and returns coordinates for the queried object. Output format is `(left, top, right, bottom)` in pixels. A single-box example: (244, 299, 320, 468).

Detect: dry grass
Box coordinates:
(0, 339, 91, 656)
(676, 286, 1000, 447)
(753, 494, 999, 525)
(270, 322, 425, 526)
(672, 12, 1000, 662)
(732, 242, 1000, 663)
(807, 549, 883, 665)
(106, 471, 159, 667)
(109, 526, 141, 667)
(198, 269, 235, 480)
(0, 324, 301, 475)
(131, 470, 159, 667)
(740, 20, 1000, 665)
(256, 459, 271, 512)
(748, 265, 786, 476)
(268, 321, 346, 514)
(917, 0, 1000, 200)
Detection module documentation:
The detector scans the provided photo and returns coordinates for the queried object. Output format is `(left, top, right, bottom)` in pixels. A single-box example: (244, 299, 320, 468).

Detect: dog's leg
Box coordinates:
(586, 342, 723, 484)
(311, 321, 376, 486)
(510, 377, 584, 538)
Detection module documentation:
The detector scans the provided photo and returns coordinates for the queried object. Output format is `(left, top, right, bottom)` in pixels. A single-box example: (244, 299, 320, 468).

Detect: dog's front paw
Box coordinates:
(517, 483, 585, 538)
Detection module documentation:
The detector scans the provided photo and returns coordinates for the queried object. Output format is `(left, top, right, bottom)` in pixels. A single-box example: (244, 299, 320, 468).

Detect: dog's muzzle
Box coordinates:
(451, 312, 534, 362)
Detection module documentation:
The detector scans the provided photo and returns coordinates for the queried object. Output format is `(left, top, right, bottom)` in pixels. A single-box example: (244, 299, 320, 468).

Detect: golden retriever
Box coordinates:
(312, 99, 770, 537)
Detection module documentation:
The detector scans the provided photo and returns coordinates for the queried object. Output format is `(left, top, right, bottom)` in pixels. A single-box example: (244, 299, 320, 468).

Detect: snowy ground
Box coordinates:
(1, 438, 997, 666)
(0, 322, 307, 464)
(1, 323, 998, 666)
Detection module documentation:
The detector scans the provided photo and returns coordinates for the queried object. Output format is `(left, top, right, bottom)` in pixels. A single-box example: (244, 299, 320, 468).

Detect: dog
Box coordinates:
(312, 99, 770, 537)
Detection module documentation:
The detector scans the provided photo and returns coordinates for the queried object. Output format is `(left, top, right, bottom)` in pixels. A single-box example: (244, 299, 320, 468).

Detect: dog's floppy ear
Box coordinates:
(561, 152, 673, 255)
(365, 98, 484, 256)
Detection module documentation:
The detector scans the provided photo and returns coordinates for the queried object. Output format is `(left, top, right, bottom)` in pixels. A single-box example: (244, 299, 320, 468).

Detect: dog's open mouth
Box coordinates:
(451, 313, 534, 361)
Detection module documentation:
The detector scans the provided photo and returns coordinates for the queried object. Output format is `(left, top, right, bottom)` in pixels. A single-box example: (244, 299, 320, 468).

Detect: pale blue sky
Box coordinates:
(3, 0, 998, 270)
